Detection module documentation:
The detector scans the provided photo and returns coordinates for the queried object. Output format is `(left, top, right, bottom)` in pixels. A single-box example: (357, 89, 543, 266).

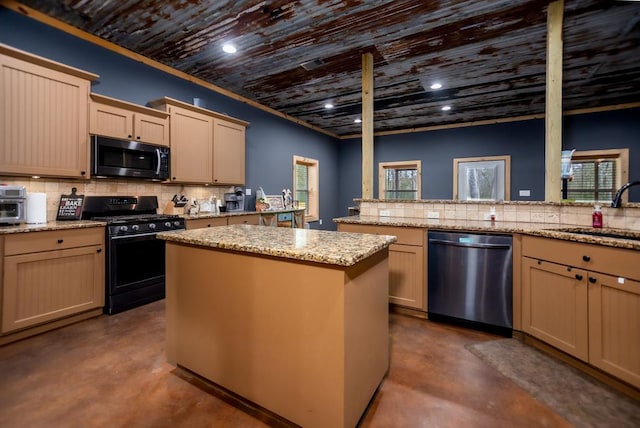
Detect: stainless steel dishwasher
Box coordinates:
(427, 231, 513, 335)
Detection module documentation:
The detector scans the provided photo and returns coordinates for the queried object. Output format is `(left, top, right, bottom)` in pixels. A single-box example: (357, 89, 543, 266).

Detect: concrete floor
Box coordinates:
(0, 300, 572, 427)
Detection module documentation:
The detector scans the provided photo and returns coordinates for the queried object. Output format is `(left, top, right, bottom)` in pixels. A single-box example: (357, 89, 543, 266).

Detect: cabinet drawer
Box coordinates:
(338, 224, 423, 246)
(522, 235, 640, 281)
(228, 214, 260, 225)
(4, 227, 104, 256)
(186, 217, 227, 229)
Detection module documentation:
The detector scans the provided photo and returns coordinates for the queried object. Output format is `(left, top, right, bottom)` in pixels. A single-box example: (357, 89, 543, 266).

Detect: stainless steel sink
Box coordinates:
(552, 228, 640, 241)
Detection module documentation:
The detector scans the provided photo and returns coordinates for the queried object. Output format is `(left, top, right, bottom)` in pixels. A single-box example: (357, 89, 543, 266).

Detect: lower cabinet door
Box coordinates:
(2, 246, 104, 333)
(522, 257, 589, 361)
(588, 273, 640, 388)
(388, 243, 425, 310)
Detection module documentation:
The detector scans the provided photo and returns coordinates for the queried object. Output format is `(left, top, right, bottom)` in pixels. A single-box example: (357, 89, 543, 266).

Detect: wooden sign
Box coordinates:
(56, 187, 85, 220)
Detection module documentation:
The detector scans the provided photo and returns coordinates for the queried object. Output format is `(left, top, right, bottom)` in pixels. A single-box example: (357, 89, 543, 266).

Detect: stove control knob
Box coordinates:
(131, 225, 140, 231)
(148, 223, 157, 230)
(119, 225, 128, 232)
(173, 221, 181, 227)
(165, 222, 171, 228)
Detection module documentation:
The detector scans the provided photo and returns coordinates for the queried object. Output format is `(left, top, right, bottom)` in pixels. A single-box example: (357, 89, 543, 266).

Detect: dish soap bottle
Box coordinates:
(592, 205, 603, 228)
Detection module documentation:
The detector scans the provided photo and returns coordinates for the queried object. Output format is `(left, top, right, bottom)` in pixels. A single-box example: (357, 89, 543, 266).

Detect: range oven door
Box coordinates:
(106, 232, 166, 314)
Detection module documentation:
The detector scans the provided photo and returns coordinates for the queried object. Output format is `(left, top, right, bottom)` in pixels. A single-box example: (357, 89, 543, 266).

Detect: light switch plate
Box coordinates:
(379, 210, 391, 217)
(519, 189, 531, 197)
(427, 211, 440, 219)
(245, 188, 251, 195)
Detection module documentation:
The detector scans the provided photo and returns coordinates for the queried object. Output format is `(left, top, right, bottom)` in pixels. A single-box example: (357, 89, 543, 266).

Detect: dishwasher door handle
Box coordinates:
(428, 239, 512, 250)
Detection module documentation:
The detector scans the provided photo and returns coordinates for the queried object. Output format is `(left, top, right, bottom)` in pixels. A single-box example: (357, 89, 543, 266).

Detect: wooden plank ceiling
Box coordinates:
(13, 0, 640, 137)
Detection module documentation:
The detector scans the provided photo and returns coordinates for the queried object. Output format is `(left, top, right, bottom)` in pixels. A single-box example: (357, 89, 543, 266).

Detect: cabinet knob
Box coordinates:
(574, 274, 583, 281)
(136, 136, 141, 140)
(128, 134, 132, 138)
(97, 248, 102, 253)
(80, 171, 86, 176)
(589, 277, 597, 284)
(57, 239, 64, 244)
(172, 177, 176, 181)
(582, 255, 591, 262)
(537, 260, 542, 265)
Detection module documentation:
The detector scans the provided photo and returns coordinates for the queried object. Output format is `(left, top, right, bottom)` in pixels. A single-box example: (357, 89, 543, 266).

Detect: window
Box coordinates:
(378, 161, 422, 200)
(453, 156, 510, 201)
(293, 155, 319, 221)
(566, 149, 628, 203)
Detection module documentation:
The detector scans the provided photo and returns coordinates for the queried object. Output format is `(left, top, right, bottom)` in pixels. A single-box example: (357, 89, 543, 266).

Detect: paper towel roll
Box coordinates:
(26, 193, 47, 224)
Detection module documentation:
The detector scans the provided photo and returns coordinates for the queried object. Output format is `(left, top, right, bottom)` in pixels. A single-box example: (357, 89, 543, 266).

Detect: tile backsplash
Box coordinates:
(1, 177, 233, 221)
(358, 200, 640, 231)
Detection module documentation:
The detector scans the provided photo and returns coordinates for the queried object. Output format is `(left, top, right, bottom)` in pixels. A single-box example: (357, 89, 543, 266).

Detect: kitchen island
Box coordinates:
(157, 225, 396, 428)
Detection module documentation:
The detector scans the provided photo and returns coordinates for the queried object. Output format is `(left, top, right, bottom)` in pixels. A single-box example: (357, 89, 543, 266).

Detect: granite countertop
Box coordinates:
(183, 208, 304, 220)
(0, 220, 106, 235)
(157, 224, 397, 266)
(333, 215, 640, 251)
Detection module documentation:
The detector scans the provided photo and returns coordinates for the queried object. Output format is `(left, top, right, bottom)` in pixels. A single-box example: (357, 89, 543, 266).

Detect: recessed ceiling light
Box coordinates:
(354, 118, 362, 123)
(324, 103, 334, 109)
(441, 105, 452, 111)
(222, 43, 237, 54)
(430, 82, 443, 90)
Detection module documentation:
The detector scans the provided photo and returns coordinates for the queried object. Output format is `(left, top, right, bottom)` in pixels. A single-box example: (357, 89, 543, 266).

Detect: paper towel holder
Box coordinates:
(56, 187, 85, 221)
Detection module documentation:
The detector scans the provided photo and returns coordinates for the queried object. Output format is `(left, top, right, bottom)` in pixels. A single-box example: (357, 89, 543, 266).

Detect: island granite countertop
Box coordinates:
(333, 215, 640, 251)
(157, 224, 397, 266)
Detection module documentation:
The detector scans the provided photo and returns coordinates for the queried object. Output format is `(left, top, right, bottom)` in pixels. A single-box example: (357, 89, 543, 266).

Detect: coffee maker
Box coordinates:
(224, 187, 255, 212)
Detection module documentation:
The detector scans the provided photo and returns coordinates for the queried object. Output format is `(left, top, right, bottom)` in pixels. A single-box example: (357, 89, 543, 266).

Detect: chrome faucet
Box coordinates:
(611, 181, 640, 208)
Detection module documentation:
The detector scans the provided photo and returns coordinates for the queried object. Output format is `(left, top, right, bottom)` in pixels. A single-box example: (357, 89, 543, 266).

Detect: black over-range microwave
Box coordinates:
(92, 136, 170, 180)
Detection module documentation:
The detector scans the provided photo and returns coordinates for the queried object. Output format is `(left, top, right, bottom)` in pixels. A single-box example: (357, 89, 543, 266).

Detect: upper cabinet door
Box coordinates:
(0, 45, 98, 179)
(89, 93, 169, 146)
(213, 118, 246, 185)
(89, 102, 133, 141)
(169, 106, 213, 184)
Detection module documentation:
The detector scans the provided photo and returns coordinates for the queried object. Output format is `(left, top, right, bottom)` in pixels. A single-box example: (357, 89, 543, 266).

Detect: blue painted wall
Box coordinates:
(339, 109, 640, 211)
(0, 7, 340, 229)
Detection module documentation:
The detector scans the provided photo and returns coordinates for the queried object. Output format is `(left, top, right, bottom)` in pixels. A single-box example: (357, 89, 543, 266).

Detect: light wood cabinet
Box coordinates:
(588, 272, 640, 388)
(521, 235, 640, 387)
(0, 43, 98, 179)
(89, 93, 169, 146)
(227, 214, 260, 225)
(521, 257, 589, 361)
(185, 217, 227, 229)
(1, 227, 105, 336)
(185, 214, 260, 229)
(338, 224, 426, 310)
(213, 119, 245, 185)
(149, 97, 248, 185)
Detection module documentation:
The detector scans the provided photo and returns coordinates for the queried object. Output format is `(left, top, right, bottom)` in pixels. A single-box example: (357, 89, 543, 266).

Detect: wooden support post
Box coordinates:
(545, 0, 564, 202)
(362, 53, 374, 200)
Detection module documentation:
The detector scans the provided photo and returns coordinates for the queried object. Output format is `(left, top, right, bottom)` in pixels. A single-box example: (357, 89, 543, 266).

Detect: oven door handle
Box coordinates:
(111, 232, 159, 240)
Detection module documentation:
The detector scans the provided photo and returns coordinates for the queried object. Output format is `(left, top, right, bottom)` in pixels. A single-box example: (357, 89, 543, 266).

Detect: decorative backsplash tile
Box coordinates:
(356, 199, 640, 231)
(0, 177, 232, 221)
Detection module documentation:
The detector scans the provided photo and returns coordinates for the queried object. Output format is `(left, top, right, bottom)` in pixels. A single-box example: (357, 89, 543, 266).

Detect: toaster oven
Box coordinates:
(0, 185, 26, 224)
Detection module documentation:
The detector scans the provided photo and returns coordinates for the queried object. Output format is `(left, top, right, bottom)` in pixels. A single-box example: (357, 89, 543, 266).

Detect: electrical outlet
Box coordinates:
(379, 210, 390, 217)
(427, 211, 440, 219)
(245, 188, 251, 195)
(519, 189, 531, 197)
(319, 219, 322, 225)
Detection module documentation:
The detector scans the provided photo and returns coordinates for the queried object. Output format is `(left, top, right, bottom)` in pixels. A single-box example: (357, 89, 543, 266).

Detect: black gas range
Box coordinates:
(82, 196, 185, 314)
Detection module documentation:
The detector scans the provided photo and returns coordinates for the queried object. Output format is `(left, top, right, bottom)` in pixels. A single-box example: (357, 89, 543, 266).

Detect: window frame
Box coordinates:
(453, 155, 511, 201)
(567, 148, 629, 203)
(293, 155, 319, 222)
(378, 160, 422, 200)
